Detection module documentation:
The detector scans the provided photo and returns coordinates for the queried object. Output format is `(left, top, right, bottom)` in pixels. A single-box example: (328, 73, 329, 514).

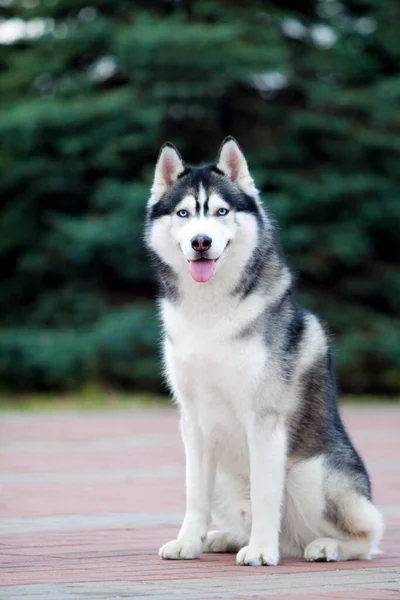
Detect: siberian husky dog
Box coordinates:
(145, 137, 383, 566)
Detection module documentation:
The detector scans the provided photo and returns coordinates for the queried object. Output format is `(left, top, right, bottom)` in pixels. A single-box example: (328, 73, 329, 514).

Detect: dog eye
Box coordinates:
(217, 208, 229, 216)
(177, 209, 189, 218)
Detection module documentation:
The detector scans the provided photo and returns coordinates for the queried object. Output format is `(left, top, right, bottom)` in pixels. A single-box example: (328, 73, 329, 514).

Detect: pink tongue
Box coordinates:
(189, 259, 216, 283)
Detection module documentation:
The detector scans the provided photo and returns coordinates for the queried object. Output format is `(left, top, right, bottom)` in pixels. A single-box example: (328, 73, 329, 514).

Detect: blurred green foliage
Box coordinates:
(0, 0, 399, 394)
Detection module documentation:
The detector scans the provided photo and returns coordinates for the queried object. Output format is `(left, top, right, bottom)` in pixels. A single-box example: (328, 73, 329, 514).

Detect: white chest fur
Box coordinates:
(161, 292, 268, 437)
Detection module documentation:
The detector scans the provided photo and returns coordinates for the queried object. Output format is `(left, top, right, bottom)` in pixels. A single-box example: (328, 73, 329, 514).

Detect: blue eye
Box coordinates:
(177, 209, 189, 218)
(217, 208, 229, 216)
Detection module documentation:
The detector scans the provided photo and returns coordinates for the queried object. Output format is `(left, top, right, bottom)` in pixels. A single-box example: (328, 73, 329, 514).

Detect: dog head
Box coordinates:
(146, 137, 265, 285)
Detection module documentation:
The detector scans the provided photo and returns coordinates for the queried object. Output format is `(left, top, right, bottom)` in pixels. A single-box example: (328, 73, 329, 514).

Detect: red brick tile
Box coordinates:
(1, 405, 400, 595)
(0, 479, 185, 518)
(0, 444, 184, 475)
(0, 411, 178, 443)
(320, 592, 400, 599)
(1, 520, 399, 586)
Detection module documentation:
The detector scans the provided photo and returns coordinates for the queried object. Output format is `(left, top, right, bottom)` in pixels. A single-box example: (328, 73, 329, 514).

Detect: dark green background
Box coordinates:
(1, 1, 399, 395)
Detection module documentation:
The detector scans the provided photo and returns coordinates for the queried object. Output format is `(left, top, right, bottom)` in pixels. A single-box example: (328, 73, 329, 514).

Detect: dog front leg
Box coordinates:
(159, 412, 215, 560)
(237, 413, 287, 566)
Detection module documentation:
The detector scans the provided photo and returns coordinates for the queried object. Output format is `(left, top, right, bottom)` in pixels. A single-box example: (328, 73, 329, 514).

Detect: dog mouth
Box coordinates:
(188, 242, 230, 283)
(189, 258, 216, 283)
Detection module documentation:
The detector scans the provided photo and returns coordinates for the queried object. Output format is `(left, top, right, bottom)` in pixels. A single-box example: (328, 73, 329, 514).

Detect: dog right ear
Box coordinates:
(216, 137, 257, 196)
(150, 143, 185, 204)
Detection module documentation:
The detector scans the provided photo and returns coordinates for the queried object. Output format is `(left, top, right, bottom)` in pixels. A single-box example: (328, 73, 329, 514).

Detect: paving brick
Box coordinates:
(1, 567, 400, 599)
(0, 405, 399, 599)
(0, 411, 178, 443)
(0, 444, 184, 475)
(0, 478, 186, 518)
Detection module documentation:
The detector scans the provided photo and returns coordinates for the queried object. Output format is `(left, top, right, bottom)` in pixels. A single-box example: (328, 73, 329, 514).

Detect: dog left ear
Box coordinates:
(216, 137, 256, 195)
(150, 142, 185, 204)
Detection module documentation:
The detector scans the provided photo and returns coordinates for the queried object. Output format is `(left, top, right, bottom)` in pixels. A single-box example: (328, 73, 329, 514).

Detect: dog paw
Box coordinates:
(159, 538, 203, 560)
(236, 544, 279, 566)
(304, 538, 340, 562)
(204, 531, 240, 553)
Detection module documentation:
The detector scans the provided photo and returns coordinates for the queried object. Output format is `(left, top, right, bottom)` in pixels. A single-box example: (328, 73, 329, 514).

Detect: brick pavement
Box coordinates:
(0, 405, 399, 599)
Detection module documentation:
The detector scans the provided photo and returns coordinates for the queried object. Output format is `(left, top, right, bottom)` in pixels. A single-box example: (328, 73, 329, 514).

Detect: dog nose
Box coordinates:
(191, 234, 212, 252)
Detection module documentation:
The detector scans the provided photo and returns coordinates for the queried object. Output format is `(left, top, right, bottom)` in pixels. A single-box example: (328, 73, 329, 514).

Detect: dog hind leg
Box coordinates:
(305, 494, 383, 562)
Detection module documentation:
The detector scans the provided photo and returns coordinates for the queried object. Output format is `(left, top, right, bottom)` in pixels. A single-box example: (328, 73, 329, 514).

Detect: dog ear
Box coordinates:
(150, 142, 185, 203)
(216, 137, 256, 195)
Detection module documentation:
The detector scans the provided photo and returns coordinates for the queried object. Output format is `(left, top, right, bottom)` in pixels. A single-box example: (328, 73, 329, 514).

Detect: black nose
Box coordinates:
(191, 234, 212, 252)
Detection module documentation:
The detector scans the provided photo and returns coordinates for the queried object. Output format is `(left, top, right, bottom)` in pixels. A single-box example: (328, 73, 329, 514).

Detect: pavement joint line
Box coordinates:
(0, 505, 399, 534)
(0, 460, 398, 486)
(0, 468, 185, 484)
(3, 404, 398, 421)
(0, 513, 185, 533)
(1, 430, 399, 451)
(0, 435, 179, 451)
(1, 567, 400, 598)
(349, 430, 400, 439)
(0, 408, 175, 421)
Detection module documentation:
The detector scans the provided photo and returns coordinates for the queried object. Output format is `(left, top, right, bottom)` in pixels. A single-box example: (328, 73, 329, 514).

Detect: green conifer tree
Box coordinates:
(0, 1, 399, 393)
